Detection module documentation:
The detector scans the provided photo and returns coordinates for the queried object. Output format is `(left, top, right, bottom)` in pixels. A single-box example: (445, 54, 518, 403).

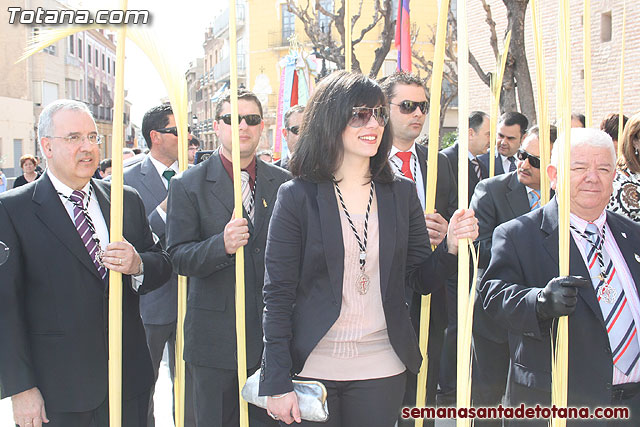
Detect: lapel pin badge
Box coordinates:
(263, 198, 267, 208)
(635, 253, 640, 263)
(621, 232, 627, 238)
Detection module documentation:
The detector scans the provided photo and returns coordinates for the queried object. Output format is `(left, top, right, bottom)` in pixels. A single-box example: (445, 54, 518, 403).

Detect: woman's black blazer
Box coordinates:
(259, 176, 457, 396)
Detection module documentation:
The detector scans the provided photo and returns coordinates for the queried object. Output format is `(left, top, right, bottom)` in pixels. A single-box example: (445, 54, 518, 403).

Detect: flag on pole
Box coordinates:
(274, 52, 312, 161)
(395, 0, 411, 72)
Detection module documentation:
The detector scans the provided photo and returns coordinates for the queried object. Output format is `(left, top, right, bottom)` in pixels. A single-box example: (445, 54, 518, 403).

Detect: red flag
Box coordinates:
(395, 0, 411, 72)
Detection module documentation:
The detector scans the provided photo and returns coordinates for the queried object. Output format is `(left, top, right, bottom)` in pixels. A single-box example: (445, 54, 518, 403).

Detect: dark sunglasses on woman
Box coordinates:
(516, 149, 541, 169)
(348, 106, 389, 128)
(155, 126, 192, 136)
(218, 114, 263, 126)
(390, 100, 428, 115)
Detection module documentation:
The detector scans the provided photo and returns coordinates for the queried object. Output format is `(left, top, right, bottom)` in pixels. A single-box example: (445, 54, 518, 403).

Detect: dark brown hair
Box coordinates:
(289, 71, 394, 183)
(618, 112, 640, 174)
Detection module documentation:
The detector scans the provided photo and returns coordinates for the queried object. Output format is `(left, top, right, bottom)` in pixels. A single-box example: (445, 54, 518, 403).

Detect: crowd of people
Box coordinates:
(0, 69, 639, 427)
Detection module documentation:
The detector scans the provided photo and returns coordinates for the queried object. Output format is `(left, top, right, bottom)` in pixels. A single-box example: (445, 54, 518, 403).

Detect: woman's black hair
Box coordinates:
(289, 71, 395, 183)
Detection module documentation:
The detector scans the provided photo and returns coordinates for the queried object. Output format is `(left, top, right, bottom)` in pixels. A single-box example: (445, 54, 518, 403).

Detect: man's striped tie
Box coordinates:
(584, 223, 640, 375)
(69, 190, 108, 281)
(529, 189, 540, 211)
(241, 170, 254, 222)
(471, 157, 482, 180)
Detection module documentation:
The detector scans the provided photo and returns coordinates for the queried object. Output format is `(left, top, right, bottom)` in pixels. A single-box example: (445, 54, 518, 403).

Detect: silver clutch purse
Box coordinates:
(241, 369, 329, 422)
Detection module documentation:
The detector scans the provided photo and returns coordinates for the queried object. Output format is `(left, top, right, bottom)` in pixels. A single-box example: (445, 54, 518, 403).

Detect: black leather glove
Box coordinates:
(535, 276, 590, 320)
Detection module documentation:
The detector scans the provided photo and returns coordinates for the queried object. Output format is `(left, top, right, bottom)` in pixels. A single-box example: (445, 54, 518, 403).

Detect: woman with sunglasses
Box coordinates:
(259, 71, 478, 426)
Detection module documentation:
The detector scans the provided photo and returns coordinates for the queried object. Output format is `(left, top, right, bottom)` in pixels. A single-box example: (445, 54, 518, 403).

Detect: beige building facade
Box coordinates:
(192, 0, 442, 151)
(2, 0, 124, 182)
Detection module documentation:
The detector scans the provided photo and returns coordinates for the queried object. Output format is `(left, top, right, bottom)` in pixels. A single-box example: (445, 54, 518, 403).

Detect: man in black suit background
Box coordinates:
(124, 104, 195, 426)
(440, 110, 491, 201)
(0, 99, 172, 427)
(166, 89, 290, 427)
(274, 104, 304, 170)
(469, 126, 551, 423)
(480, 128, 640, 425)
(380, 72, 458, 418)
(478, 111, 528, 177)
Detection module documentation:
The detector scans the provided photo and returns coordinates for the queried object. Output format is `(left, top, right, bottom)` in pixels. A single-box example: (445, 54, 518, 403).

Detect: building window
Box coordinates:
(44, 44, 56, 55)
(318, 0, 333, 34)
(68, 35, 74, 55)
(78, 38, 83, 58)
(282, 4, 295, 43)
(102, 53, 105, 70)
(107, 58, 110, 74)
(87, 44, 92, 63)
(95, 48, 99, 65)
(601, 11, 612, 42)
(65, 79, 78, 99)
(33, 28, 55, 55)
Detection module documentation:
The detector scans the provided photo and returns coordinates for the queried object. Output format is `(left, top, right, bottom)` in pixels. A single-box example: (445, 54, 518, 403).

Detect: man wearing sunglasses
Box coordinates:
(123, 103, 195, 426)
(381, 72, 459, 422)
(275, 104, 304, 170)
(478, 111, 529, 176)
(166, 89, 290, 427)
(469, 126, 552, 423)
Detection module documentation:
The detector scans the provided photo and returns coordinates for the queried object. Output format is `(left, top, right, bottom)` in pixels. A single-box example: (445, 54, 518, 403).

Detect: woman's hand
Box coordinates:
(266, 391, 301, 425)
(446, 208, 479, 255)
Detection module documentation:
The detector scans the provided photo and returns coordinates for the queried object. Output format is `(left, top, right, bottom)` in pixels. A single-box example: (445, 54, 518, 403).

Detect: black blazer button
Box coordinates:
(605, 382, 612, 390)
(254, 247, 260, 254)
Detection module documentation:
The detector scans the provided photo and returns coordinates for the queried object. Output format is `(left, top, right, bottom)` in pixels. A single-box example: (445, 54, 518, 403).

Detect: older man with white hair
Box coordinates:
(479, 128, 640, 425)
(0, 99, 172, 427)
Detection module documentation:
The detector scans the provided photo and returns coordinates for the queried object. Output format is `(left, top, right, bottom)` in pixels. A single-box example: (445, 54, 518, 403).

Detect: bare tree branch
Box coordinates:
(287, 0, 394, 77)
(480, 0, 500, 60)
(468, 51, 491, 86)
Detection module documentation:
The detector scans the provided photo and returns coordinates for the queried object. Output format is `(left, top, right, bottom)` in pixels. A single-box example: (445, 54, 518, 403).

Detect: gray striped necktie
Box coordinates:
(241, 170, 254, 221)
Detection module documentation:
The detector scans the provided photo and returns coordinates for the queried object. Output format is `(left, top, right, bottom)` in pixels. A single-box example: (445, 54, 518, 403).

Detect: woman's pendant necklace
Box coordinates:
(356, 252, 370, 295)
(333, 179, 375, 296)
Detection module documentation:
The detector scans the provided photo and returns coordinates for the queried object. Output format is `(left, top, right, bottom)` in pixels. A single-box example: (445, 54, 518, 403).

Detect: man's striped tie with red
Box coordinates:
(584, 223, 640, 375)
(69, 190, 108, 281)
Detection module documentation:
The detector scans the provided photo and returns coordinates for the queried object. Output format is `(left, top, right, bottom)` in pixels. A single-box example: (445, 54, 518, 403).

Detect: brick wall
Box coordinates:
(466, 0, 640, 128)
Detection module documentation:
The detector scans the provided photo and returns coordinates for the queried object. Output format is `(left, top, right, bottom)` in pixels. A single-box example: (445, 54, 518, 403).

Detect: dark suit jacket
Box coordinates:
(478, 152, 506, 177)
(440, 143, 488, 202)
(415, 143, 457, 221)
(479, 199, 640, 421)
(470, 171, 544, 346)
(123, 156, 177, 325)
(0, 175, 172, 412)
(412, 143, 458, 359)
(470, 171, 531, 271)
(258, 177, 457, 396)
(166, 150, 291, 371)
(274, 154, 289, 170)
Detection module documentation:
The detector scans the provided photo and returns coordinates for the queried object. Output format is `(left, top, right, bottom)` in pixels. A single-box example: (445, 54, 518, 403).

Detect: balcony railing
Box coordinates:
(213, 4, 245, 38)
(267, 30, 293, 48)
(213, 55, 246, 82)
